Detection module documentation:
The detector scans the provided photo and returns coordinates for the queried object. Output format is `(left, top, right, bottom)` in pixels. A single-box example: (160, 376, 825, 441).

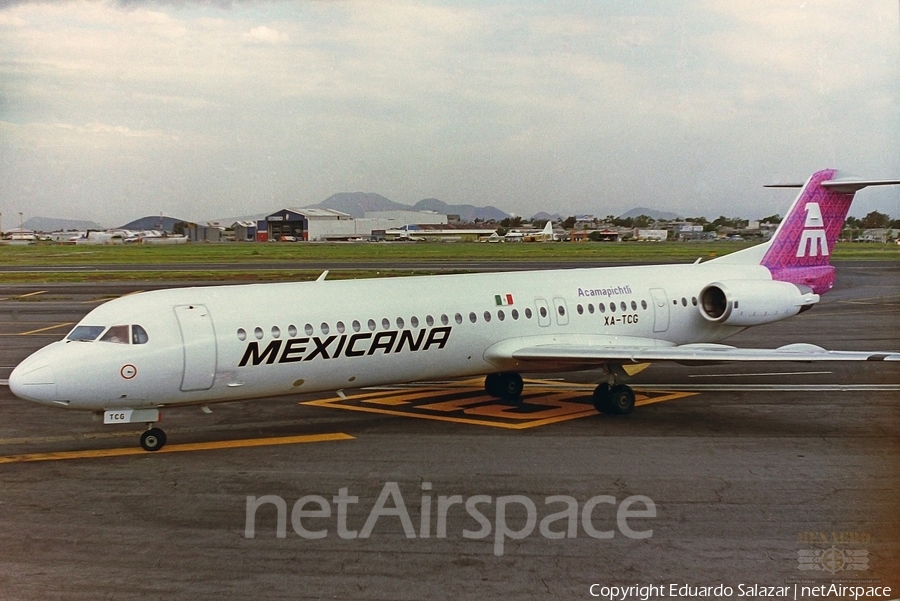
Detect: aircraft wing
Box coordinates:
(509, 342, 900, 365)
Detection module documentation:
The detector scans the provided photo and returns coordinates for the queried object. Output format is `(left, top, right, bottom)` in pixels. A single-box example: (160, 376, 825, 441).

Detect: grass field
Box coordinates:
(0, 241, 896, 283)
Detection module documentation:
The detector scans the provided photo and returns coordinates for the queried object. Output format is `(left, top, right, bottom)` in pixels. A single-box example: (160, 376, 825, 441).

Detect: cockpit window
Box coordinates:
(132, 324, 149, 345)
(67, 325, 105, 342)
(100, 325, 130, 344)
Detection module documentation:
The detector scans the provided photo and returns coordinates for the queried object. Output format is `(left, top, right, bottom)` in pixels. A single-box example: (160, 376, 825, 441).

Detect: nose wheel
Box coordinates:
(139, 427, 167, 452)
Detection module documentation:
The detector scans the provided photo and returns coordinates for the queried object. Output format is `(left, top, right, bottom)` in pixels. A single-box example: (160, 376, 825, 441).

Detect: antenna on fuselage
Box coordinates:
(316, 271, 329, 282)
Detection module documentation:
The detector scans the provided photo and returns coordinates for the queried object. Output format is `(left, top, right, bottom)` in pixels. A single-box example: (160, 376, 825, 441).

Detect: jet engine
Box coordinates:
(698, 280, 819, 327)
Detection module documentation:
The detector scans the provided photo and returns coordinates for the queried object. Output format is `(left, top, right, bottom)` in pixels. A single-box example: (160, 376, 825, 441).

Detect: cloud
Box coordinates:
(0, 0, 896, 226)
(243, 25, 288, 44)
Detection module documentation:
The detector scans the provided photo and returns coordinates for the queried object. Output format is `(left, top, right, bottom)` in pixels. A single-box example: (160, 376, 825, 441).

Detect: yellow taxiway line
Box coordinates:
(17, 322, 75, 336)
(0, 432, 354, 464)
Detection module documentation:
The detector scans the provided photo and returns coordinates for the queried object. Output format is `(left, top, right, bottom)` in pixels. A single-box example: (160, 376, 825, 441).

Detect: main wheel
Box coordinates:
(606, 385, 635, 415)
(592, 383, 611, 413)
(484, 373, 500, 396)
(140, 427, 167, 452)
(498, 372, 524, 401)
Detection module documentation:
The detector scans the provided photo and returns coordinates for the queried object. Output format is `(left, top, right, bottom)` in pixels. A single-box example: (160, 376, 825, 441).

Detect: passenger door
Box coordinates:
(174, 304, 217, 391)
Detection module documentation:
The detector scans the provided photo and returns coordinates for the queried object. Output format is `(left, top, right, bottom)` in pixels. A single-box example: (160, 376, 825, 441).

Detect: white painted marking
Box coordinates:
(688, 371, 832, 378)
(640, 384, 900, 392)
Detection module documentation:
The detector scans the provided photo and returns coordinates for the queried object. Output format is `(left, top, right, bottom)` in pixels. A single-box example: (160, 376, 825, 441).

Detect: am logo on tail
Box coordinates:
(8, 169, 900, 451)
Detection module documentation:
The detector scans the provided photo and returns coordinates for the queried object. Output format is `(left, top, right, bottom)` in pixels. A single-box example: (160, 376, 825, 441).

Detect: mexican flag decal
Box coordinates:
(495, 293, 514, 306)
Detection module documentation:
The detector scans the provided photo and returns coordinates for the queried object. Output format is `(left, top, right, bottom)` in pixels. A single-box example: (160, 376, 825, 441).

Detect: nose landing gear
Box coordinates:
(139, 427, 167, 452)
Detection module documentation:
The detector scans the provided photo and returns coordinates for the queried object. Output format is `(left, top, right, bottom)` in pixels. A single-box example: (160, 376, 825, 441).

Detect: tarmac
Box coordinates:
(0, 261, 897, 600)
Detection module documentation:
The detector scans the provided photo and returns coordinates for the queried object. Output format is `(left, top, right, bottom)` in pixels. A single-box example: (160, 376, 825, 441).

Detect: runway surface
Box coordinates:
(0, 261, 897, 600)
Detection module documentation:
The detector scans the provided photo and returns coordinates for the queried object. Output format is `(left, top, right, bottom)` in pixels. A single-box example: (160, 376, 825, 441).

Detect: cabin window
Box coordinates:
(132, 325, 149, 345)
(396, 317, 405, 329)
(455, 313, 463, 324)
(254, 327, 264, 340)
(511, 309, 520, 320)
(351, 320, 361, 333)
(288, 325, 298, 337)
(483, 311, 492, 322)
(620, 301, 627, 311)
(497, 310, 505, 321)
(539, 306, 547, 318)
(305, 323, 314, 336)
(410, 316, 419, 328)
(236, 328, 247, 342)
(368, 319, 377, 332)
(608, 303, 615, 313)
(577, 304, 584, 315)
(681, 297, 687, 307)
(469, 312, 477, 323)
(599, 303, 606, 313)
(692, 297, 698, 306)
(426, 315, 434, 327)
(524, 308, 533, 319)
(100, 325, 130, 344)
(588, 304, 595, 314)
(336, 321, 346, 333)
(641, 300, 648, 310)
(441, 314, 449, 326)
(557, 305, 565, 316)
(381, 318, 391, 330)
(630, 301, 637, 310)
(271, 326, 281, 339)
(320, 323, 330, 335)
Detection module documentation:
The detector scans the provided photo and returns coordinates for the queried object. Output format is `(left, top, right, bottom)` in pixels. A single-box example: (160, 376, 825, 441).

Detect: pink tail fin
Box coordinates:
(761, 169, 852, 294)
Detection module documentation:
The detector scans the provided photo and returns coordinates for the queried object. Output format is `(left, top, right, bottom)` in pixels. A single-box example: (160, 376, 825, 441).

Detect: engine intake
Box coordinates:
(699, 280, 819, 327)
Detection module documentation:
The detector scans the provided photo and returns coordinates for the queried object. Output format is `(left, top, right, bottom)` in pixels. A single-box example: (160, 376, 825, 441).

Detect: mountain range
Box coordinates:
(307, 192, 510, 222)
(22, 217, 104, 232)
(20, 194, 682, 233)
(617, 207, 680, 220)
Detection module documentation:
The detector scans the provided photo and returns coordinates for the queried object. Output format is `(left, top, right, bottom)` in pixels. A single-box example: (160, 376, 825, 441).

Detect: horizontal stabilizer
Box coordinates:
(820, 178, 900, 193)
(765, 176, 900, 193)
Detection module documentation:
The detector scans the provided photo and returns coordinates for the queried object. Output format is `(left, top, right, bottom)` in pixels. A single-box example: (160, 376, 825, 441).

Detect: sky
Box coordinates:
(1, 0, 898, 228)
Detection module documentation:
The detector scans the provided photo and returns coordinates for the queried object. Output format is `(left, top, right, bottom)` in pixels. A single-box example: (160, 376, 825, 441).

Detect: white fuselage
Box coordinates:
(11, 261, 771, 411)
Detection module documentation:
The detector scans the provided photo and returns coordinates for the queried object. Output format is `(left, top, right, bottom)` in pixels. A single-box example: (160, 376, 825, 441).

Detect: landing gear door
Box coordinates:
(649, 288, 669, 333)
(174, 304, 217, 392)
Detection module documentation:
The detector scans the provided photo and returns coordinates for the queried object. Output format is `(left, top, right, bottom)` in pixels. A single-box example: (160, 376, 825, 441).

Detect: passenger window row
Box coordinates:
(575, 299, 650, 316)
(673, 297, 699, 307)
(236, 308, 538, 341)
(234, 295, 700, 341)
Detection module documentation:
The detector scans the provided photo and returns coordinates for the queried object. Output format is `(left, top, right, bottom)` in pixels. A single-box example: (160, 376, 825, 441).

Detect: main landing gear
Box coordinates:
(484, 372, 524, 403)
(591, 383, 636, 415)
(139, 426, 167, 452)
(482, 372, 636, 415)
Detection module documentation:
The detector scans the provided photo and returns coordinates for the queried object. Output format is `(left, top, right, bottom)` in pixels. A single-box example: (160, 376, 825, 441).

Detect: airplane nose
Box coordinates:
(9, 358, 57, 404)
